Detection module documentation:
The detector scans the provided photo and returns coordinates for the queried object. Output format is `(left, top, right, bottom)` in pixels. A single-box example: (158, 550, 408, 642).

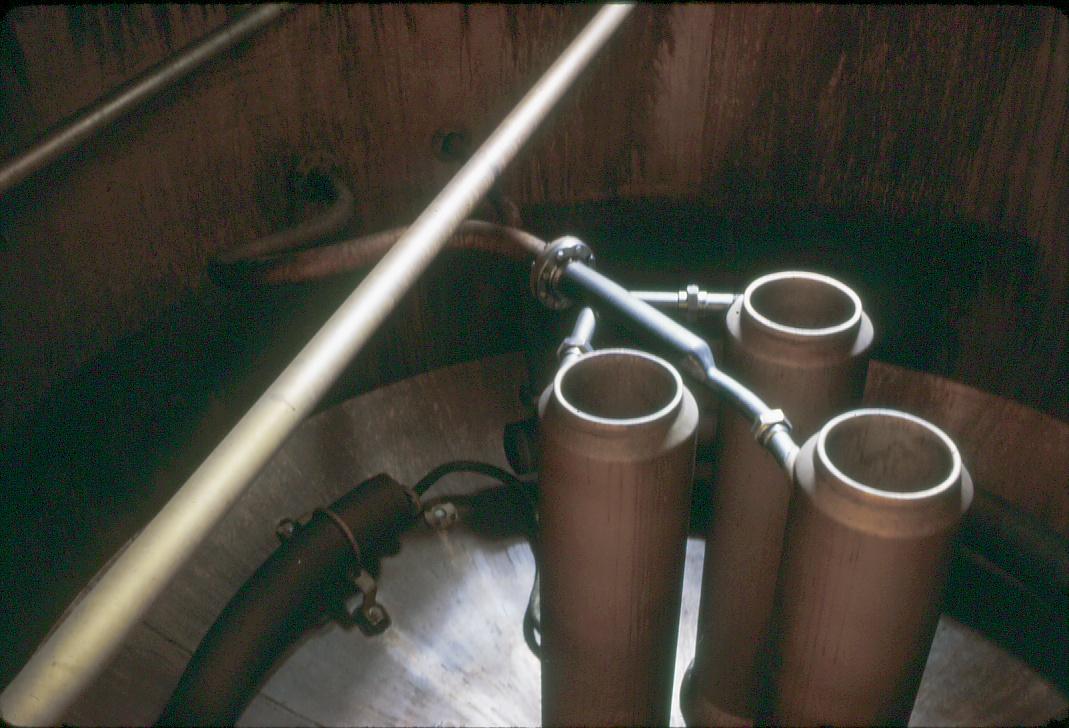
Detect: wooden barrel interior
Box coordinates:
(1, 5, 1066, 724)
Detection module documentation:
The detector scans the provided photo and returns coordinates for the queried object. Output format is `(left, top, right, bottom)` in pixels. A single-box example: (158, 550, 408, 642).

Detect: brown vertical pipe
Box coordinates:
(539, 348, 698, 726)
(683, 271, 873, 725)
(770, 409, 973, 725)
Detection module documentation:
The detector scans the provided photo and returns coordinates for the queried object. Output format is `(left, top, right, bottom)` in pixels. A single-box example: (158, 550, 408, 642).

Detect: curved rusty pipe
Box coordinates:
(157, 474, 421, 726)
(157, 472, 537, 726)
(211, 220, 547, 288)
(215, 169, 358, 264)
(211, 169, 539, 287)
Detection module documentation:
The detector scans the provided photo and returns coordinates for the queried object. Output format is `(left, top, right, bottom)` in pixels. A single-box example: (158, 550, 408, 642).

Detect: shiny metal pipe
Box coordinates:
(556, 260, 798, 469)
(632, 287, 737, 315)
(0, 6, 635, 724)
(683, 271, 873, 726)
(539, 349, 698, 726)
(770, 409, 973, 725)
(0, 4, 295, 195)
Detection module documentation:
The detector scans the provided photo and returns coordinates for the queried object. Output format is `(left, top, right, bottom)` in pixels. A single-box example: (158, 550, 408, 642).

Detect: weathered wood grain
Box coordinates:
(1, 5, 1066, 432)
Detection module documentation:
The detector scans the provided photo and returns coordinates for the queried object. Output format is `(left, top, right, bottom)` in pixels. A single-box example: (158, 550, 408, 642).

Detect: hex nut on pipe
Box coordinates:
(683, 271, 873, 725)
(769, 409, 973, 725)
(539, 349, 698, 727)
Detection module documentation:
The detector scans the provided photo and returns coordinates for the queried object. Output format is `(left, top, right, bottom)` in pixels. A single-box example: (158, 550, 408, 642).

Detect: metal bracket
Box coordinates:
(530, 236, 595, 310)
(274, 511, 313, 542)
(274, 506, 394, 635)
(346, 567, 391, 635)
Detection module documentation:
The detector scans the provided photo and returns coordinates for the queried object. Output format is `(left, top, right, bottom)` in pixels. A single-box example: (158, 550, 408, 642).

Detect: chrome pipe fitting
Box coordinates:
(531, 236, 597, 310)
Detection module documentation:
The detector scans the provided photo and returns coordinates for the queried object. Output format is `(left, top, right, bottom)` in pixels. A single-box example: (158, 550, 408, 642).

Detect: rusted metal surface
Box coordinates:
(538, 349, 698, 726)
(685, 271, 873, 724)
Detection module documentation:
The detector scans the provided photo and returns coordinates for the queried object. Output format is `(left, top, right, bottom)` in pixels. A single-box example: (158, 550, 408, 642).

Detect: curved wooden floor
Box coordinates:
(62, 353, 1067, 726)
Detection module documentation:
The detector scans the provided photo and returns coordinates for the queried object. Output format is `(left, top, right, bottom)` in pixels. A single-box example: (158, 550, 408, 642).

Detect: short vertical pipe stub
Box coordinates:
(552, 348, 684, 434)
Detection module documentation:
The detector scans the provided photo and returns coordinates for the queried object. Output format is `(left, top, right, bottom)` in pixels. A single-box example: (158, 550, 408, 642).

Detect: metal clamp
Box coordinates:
(274, 511, 313, 542)
(530, 236, 595, 310)
(683, 284, 700, 313)
(346, 568, 391, 635)
(751, 408, 793, 446)
(275, 506, 392, 634)
(314, 506, 392, 636)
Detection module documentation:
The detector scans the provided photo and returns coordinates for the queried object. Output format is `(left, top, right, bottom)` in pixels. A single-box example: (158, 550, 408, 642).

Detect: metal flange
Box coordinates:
(530, 236, 595, 310)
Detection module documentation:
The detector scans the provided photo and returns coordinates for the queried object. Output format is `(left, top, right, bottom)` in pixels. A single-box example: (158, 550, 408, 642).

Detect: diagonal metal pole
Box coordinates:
(0, 4, 295, 196)
(0, 4, 635, 724)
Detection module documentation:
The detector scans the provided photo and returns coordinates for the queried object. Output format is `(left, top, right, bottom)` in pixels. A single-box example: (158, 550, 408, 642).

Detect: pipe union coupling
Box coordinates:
(752, 408, 792, 446)
(531, 236, 595, 309)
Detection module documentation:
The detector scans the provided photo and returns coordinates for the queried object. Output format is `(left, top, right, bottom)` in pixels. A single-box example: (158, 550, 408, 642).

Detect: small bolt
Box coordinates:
(555, 249, 567, 261)
(275, 519, 296, 541)
(433, 128, 471, 162)
(366, 605, 385, 624)
(433, 506, 447, 519)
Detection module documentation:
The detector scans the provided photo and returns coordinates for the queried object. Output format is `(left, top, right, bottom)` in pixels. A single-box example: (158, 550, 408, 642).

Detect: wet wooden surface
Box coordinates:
(61, 354, 1067, 726)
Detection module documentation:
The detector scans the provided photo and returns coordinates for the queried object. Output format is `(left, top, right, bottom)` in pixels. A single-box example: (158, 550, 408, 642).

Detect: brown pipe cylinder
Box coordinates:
(769, 409, 973, 725)
(539, 348, 699, 727)
(683, 271, 873, 725)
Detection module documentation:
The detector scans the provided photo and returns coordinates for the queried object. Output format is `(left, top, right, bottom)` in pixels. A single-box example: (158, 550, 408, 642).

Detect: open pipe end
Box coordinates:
(555, 348, 683, 429)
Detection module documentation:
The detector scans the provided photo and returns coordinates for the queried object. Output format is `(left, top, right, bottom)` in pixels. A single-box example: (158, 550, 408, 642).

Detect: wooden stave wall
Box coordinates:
(1, 4, 1066, 435)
